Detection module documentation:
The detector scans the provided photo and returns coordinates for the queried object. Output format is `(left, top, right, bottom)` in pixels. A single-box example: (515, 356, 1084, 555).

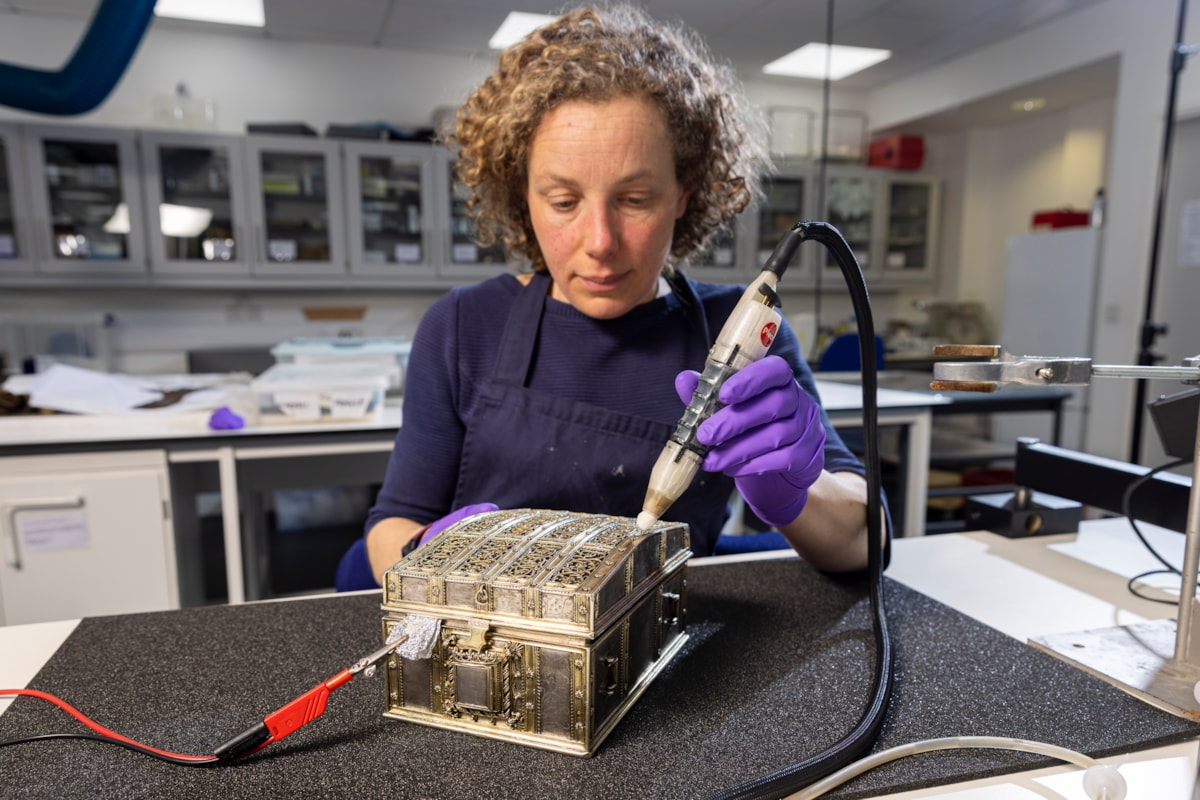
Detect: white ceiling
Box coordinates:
(0, 0, 1117, 125)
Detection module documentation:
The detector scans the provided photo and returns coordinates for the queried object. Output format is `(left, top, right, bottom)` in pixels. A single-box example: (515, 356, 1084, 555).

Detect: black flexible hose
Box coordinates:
(707, 220, 894, 800)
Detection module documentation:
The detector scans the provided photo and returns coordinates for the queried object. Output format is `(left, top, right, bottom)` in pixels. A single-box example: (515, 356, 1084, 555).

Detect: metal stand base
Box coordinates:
(1031, 618, 1200, 721)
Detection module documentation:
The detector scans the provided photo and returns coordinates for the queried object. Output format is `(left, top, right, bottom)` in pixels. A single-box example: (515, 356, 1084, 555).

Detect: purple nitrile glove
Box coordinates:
(675, 355, 825, 527)
(415, 502, 500, 547)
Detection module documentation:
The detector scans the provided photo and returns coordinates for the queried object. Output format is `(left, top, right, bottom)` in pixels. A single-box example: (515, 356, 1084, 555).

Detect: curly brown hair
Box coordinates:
(447, 4, 770, 273)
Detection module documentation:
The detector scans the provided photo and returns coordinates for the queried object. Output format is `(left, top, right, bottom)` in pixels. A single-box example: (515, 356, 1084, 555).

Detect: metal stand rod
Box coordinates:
(1130, 0, 1193, 464)
(1175, 401, 1200, 662)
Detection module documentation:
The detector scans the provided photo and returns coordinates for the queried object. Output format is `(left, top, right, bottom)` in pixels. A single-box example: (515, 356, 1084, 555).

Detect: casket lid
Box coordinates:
(381, 509, 690, 633)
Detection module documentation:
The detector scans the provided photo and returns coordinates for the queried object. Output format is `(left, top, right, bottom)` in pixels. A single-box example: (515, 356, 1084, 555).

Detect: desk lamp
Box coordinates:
(933, 346, 1200, 719)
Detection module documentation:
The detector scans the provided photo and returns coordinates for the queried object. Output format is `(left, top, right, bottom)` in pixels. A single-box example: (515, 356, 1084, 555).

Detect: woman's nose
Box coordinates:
(584, 204, 618, 259)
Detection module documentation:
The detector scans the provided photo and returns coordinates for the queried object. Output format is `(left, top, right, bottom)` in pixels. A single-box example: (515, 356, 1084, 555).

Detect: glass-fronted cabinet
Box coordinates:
(22, 124, 147, 275)
(343, 141, 436, 280)
(439, 152, 510, 280)
(139, 130, 251, 277)
(689, 221, 745, 282)
(245, 135, 346, 277)
(881, 177, 938, 280)
(756, 171, 810, 273)
(693, 226, 737, 269)
(0, 124, 33, 275)
(820, 169, 879, 275)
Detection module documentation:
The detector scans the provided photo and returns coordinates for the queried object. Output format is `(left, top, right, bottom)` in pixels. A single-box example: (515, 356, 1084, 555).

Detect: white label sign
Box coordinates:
(273, 391, 321, 420)
(21, 511, 90, 554)
(267, 239, 298, 262)
(394, 243, 421, 263)
(329, 390, 371, 419)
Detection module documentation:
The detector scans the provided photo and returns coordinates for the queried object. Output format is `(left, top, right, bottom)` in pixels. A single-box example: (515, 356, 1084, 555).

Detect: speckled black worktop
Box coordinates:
(1, 558, 1197, 799)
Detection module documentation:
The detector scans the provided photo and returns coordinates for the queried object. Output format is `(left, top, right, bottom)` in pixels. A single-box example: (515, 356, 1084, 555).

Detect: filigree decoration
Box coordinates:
(496, 541, 567, 582)
(550, 548, 607, 588)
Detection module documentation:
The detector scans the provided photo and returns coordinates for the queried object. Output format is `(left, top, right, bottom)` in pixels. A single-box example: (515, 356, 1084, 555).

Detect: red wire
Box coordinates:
(1, 688, 217, 763)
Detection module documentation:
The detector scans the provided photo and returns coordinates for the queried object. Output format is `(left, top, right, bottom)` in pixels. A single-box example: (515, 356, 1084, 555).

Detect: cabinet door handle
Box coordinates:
(3, 496, 85, 571)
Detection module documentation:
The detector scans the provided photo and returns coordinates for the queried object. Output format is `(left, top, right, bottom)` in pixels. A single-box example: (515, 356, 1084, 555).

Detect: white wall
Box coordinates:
(865, 0, 1189, 460)
(0, 14, 493, 133)
(951, 97, 1113, 343)
(0, 10, 898, 373)
(0, 13, 867, 139)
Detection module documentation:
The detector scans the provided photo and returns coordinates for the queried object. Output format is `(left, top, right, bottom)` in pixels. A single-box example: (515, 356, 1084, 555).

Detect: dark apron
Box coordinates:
(451, 271, 733, 555)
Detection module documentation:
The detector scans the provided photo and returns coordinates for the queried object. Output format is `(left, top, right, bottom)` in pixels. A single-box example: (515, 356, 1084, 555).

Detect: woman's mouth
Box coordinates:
(579, 273, 625, 292)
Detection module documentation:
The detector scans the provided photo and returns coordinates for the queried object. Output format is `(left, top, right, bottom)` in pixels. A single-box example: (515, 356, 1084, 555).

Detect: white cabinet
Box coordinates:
(343, 140, 438, 280)
(0, 125, 940, 290)
(0, 450, 177, 625)
(21, 124, 148, 276)
(139, 129, 253, 278)
(818, 167, 883, 279)
(688, 166, 818, 285)
(437, 150, 512, 281)
(751, 166, 815, 282)
(879, 175, 939, 283)
(244, 134, 348, 277)
(692, 163, 938, 289)
(0, 123, 34, 276)
(819, 168, 940, 287)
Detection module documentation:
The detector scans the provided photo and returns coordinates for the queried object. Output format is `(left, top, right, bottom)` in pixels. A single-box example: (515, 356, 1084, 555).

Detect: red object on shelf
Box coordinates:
(1031, 209, 1090, 230)
(868, 134, 925, 169)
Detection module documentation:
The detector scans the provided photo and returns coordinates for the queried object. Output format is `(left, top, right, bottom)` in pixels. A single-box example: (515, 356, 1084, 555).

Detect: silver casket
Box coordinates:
(380, 508, 690, 756)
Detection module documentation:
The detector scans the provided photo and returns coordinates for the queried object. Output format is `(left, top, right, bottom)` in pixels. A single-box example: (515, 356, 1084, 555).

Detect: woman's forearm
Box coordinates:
(366, 517, 429, 583)
(778, 471, 872, 572)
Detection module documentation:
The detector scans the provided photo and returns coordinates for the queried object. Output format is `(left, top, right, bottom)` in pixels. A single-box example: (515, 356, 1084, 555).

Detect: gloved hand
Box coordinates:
(675, 355, 825, 527)
(415, 502, 500, 546)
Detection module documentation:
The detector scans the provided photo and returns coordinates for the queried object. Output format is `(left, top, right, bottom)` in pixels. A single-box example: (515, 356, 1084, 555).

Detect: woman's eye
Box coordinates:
(549, 198, 577, 211)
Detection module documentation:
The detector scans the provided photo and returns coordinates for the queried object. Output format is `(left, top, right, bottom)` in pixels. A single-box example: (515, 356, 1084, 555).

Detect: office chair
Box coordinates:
(817, 332, 886, 372)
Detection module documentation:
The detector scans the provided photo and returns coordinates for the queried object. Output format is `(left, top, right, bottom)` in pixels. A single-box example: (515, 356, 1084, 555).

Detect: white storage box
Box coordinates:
(250, 363, 388, 425)
(270, 336, 412, 393)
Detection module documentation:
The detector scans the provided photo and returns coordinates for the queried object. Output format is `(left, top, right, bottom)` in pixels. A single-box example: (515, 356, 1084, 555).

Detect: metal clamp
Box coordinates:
(930, 344, 1200, 392)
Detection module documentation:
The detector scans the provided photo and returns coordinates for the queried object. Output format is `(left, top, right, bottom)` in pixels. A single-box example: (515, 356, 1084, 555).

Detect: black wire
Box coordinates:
(0, 732, 220, 766)
(707, 220, 893, 800)
(1121, 457, 1191, 576)
(1127, 568, 1200, 605)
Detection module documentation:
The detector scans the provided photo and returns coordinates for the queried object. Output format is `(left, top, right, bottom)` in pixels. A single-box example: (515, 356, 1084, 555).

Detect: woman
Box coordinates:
(335, 5, 873, 591)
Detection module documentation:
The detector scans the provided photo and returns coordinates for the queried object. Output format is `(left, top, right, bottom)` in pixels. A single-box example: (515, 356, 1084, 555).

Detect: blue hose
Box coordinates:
(0, 0, 156, 116)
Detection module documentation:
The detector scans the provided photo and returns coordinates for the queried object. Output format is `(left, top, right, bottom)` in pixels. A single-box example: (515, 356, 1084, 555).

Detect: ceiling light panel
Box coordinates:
(763, 42, 891, 80)
(154, 0, 265, 28)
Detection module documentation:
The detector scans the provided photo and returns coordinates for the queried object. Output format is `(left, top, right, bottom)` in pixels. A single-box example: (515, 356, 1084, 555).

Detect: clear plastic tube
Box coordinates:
(790, 736, 1126, 800)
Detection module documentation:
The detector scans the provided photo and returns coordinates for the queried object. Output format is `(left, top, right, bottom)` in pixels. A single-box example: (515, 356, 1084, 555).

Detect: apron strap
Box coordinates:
(491, 271, 551, 387)
(666, 271, 714, 347)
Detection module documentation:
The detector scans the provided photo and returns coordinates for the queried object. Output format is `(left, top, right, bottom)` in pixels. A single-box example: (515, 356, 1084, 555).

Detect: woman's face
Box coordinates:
(526, 96, 690, 319)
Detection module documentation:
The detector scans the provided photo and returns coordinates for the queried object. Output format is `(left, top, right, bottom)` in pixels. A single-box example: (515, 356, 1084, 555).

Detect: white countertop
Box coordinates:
(0, 380, 926, 449)
(813, 378, 950, 413)
(0, 400, 403, 448)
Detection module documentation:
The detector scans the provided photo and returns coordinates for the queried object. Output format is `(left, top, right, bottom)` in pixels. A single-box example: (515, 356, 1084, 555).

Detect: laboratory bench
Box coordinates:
(1, 517, 1196, 798)
(818, 369, 1073, 533)
(0, 404, 403, 624)
(0, 379, 942, 626)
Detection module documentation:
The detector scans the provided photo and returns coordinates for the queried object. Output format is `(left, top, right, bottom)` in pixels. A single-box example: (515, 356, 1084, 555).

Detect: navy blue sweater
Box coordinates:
(366, 273, 864, 554)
